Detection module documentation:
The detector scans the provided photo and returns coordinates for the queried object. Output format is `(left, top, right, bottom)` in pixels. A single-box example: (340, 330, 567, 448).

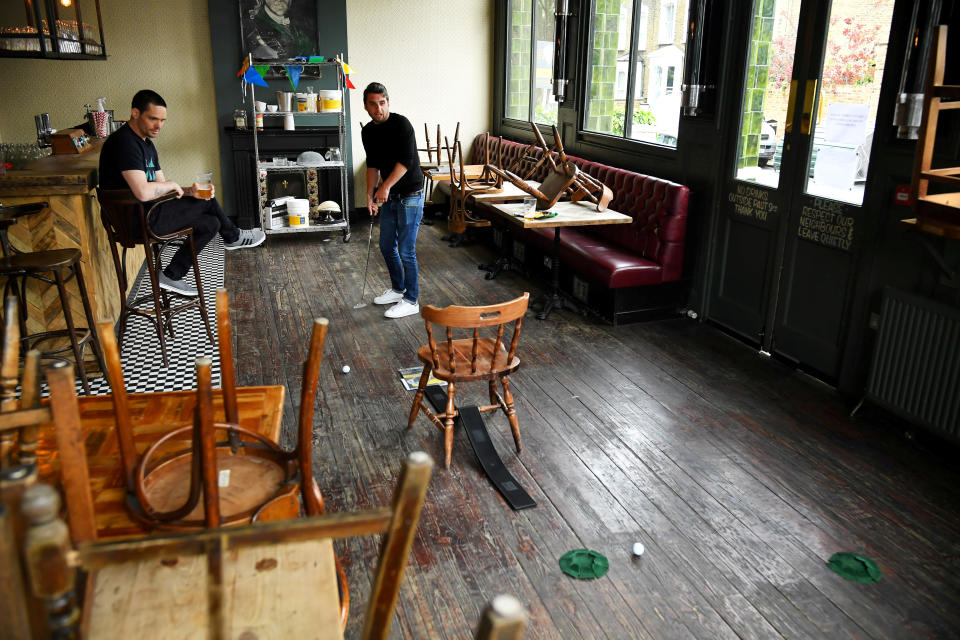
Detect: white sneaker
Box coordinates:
(373, 288, 404, 305)
(384, 299, 419, 319)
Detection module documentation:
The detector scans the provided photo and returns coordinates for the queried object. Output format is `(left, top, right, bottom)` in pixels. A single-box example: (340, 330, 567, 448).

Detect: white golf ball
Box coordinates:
(632, 542, 645, 556)
(342, 365, 351, 374)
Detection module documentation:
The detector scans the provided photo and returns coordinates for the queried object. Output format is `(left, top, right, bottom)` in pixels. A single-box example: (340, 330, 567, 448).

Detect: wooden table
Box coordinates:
(489, 199, 632, 319)
(36, 385, 286, 540)
(422, 163, 486, 183)
(0, 139, 144, 332)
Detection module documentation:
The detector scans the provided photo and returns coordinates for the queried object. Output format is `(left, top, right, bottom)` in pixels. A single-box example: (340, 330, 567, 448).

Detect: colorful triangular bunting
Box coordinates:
(243, 65, 268, 87)
(286, 65, 303, 89)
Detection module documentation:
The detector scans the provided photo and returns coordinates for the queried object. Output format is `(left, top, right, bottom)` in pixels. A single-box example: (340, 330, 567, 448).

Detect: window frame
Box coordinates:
(502, 0, 559, 127)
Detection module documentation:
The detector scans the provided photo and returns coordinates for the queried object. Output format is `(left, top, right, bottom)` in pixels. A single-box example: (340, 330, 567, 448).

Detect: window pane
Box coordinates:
(585, 0, 634, 135)
(534, 0, 559, 125)
(587, 0, 687, 148)
(506, 0, 532, 121)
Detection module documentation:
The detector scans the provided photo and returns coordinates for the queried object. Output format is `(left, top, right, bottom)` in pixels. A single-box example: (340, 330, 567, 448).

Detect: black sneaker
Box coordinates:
(158, 273, 199, 297)
(224, 228, 266, 250)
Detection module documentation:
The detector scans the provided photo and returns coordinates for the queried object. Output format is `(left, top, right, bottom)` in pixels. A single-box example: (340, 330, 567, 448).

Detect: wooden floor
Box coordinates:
(225, 218, 960, 639)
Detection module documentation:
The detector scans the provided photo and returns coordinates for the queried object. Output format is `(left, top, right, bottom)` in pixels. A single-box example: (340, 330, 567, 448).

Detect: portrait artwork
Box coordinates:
(240, 0, 318, 60)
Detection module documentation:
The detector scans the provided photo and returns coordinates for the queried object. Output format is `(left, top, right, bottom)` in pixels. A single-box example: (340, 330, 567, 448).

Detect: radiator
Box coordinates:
(866, 288, 960, 437)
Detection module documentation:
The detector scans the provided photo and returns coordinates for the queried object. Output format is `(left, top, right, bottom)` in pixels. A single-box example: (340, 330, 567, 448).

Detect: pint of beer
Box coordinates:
(196, 172, 213, 199)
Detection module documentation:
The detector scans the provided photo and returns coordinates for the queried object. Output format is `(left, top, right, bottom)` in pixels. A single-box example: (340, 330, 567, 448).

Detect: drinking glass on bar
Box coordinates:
(196, 171, 213, 199)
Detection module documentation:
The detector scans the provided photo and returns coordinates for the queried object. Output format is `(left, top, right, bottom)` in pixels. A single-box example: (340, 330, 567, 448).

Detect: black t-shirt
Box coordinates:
(360, 112, 422, 197)
(98, 123, 161, 190)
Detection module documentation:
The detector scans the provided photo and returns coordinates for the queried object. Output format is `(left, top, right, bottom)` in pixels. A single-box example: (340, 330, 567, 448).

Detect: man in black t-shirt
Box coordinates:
(360, 82, 424, 319)
(99, 89, 265, 296)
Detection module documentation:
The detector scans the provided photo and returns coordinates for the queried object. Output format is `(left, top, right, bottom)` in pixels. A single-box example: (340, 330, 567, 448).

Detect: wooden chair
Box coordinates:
(96, 188, 214, 367)
(473, 595, 528, 640)
(446, 137, 495, 235)
(484, 159, 580, 211)
(20, 449, 434, 640)
(536, 124, 614, 212)
(95, 290, 326, 531)
(408, 293, 530, 468)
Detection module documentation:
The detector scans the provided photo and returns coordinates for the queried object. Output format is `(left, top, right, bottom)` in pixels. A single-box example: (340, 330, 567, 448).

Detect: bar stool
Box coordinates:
(0, 201, 105, 394)
(96, 189, 214, 367)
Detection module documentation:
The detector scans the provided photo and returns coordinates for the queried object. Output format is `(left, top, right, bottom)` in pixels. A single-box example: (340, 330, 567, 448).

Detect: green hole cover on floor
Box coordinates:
(826, 552, 882, 583)
(559, 549, 609, 579)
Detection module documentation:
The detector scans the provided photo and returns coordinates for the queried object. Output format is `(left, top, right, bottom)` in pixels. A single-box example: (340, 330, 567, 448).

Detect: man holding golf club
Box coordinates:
(360, 82, 424, 319)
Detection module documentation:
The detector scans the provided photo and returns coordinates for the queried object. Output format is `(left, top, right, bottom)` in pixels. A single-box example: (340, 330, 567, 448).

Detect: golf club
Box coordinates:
(353, 215, 376, 309)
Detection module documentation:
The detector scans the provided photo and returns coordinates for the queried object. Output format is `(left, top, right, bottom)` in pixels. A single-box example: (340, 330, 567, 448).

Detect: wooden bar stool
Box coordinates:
(0, 201, 105, 394)
(96, 189, 214, 367)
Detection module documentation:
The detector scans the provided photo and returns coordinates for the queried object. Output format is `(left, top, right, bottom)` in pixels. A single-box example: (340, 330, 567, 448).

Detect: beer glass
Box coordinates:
(196, 171, 213, 199)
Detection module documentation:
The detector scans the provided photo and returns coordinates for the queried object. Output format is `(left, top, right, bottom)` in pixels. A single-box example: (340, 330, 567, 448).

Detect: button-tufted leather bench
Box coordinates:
(438, 135, 690, 324)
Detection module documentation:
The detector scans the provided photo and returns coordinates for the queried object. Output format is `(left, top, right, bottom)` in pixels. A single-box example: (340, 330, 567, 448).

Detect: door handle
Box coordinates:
(800, 79, 818, 135)
(785, 79, 798, 134)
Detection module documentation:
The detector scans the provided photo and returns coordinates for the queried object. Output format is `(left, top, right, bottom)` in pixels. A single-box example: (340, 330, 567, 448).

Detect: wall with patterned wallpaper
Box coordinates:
(0, 1, 221, 195)
(346, 0, 494, 207)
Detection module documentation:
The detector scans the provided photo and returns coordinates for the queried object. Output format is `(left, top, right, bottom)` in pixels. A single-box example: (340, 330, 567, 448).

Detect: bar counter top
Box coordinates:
(0, 139, 103, 196)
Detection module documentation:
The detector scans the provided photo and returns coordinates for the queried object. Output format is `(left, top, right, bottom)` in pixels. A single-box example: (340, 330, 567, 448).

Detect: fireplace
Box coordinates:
(227, 126, 344, 228)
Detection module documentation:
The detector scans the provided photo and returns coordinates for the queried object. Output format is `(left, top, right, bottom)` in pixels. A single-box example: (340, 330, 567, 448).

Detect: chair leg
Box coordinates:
(444, 382, 456, 469)
(500, 375, 521, 453)
(408, 365, 431, 429)
(488, 379, 498, 406)
(73, 264, 106, 377)
(145, 247, 170, 367)
(188, 234, 214, 345)
(53, 269, 91, 394)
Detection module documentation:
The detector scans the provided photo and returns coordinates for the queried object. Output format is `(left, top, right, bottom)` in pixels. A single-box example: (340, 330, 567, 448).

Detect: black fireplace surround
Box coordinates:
(227, 126, 342, 228)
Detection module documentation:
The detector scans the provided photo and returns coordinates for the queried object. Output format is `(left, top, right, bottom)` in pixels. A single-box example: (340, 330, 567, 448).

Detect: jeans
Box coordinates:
(378, 189, 424, 303)
(149, 196, 240, 280)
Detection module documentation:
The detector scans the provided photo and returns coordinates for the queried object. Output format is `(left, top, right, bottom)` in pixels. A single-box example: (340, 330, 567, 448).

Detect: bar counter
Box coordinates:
(0, 139, 144, 336)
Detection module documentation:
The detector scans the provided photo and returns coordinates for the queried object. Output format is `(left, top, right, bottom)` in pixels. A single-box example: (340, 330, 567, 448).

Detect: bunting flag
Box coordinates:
(286, 65, 303, 89)
(336, 56, 357, 90)
(243, 65, 268, 87)
(254, 64, 270, 78)
(237, 57, 250, 78)
(344, 75, 357, 90)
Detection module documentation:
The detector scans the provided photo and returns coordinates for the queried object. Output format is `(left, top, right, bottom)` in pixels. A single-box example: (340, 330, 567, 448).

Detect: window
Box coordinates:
(505, 0, 559, 126)
(584, 0, 688, 146)
(659, 1, 676, 44)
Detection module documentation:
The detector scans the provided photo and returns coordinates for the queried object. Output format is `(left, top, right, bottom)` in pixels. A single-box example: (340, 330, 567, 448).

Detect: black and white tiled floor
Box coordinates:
(82, 237, 225, 396)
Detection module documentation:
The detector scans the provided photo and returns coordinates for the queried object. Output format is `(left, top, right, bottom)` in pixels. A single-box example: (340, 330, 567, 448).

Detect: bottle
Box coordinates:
(256, 111, 264, 130)
(234, 108, 247, 129)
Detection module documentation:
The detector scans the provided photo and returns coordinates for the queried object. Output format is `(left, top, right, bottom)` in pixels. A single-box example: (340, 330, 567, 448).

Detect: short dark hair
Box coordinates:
(131, 90, 166, 112)
(363, 82, 388, 103)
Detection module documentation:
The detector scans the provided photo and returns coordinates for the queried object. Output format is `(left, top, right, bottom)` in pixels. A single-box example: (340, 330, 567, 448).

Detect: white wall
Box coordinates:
(0, 1, 220, 190)
(346, 0, 494, 206)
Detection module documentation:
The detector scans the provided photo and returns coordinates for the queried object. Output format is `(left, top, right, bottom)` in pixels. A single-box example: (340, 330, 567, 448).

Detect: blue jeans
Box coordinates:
(378, 189, 424, 303)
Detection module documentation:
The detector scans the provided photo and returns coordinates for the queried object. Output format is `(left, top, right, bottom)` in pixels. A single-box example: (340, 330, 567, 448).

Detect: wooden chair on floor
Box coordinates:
(408, 293, 530, 468)
(94, 290, 327, 531)
(96, 188, 214, 367)
(20, 447, 433, 640)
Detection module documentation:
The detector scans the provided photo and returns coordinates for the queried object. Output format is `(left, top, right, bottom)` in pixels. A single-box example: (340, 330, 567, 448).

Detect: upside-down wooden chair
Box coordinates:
(95, 290, 326, 531)
(96, 189, 214, 367)
(484, 158, 580, 211)
(445, 137, 498, 236)
(408, 293, 530, 468)
(532, 123, 614, 211)
(19, 443, 433, 640)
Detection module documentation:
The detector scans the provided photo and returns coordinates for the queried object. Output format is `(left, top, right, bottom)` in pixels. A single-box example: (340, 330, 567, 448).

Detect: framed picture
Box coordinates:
(240, 0, 318, 61)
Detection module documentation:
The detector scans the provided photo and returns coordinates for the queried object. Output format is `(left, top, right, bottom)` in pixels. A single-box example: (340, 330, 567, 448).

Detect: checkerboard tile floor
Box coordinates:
(81, 237, 225, 396)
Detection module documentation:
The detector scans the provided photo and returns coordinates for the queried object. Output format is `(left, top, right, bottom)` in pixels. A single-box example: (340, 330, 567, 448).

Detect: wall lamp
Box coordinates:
(553, 0, 572, 102)
(681, 0, 716, 117)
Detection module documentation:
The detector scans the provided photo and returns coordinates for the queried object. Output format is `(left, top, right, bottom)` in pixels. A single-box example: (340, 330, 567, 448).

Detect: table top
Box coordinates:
(37, 385, 286, 540)
(87, 537, 342, 639)
(0, 138, 103, 196)
(422, 163, 486, 182)
(490, 198, 633, 229)
(468, 180, 541, 202)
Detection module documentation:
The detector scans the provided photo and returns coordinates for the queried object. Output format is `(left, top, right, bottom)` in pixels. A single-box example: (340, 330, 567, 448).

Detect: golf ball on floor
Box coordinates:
(632, 542, 645, 556)
(342, 365, 351, 374)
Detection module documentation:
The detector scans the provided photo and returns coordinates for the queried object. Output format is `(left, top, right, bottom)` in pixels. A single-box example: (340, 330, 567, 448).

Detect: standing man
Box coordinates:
(99, 90, 265, 297)
(361, 82, 424, 319)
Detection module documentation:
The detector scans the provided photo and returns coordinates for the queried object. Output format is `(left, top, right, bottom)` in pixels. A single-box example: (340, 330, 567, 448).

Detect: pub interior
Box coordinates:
(2, 0, 960, 638)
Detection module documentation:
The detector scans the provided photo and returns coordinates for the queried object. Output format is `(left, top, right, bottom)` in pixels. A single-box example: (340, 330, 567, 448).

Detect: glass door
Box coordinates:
(709, 0, 896, 378)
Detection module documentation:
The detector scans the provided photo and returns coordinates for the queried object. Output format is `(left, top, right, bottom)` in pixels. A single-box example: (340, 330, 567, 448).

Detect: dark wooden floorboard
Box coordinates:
(223, 220, 960, 639)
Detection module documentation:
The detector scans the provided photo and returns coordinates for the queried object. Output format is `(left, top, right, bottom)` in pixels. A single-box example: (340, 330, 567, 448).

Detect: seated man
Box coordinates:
(99, 89, 265, 296)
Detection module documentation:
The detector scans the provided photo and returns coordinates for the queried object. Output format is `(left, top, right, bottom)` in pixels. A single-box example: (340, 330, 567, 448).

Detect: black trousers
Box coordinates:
(149, 197, 239, 280)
